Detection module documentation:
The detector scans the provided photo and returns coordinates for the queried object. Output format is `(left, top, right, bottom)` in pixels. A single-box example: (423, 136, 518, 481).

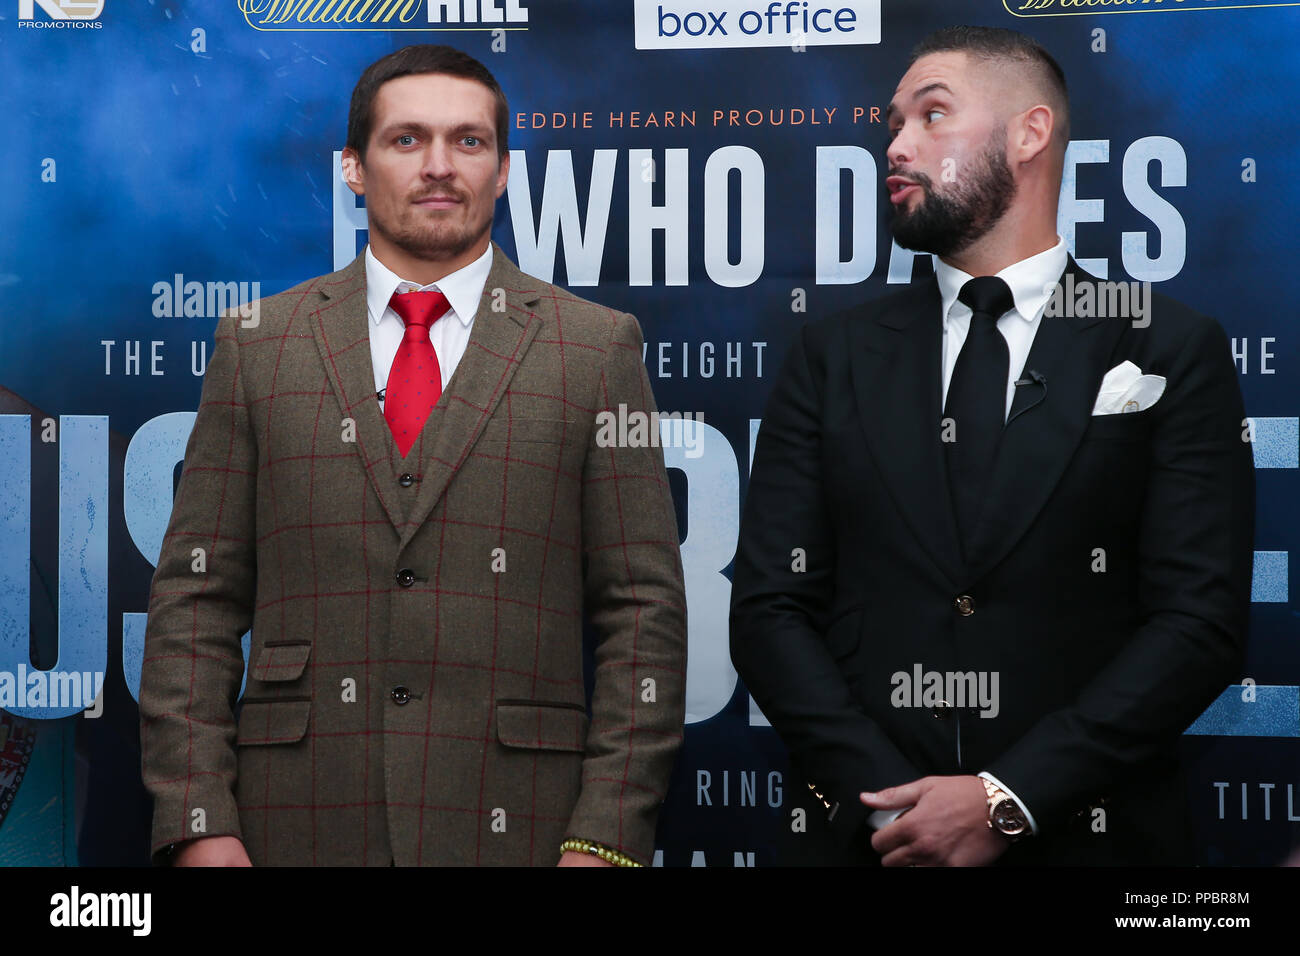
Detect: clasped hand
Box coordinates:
(860, 775, 1010, 866)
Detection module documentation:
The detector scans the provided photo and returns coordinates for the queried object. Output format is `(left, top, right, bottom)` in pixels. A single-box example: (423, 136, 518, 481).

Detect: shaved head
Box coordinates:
(908, 26, 1070, 150)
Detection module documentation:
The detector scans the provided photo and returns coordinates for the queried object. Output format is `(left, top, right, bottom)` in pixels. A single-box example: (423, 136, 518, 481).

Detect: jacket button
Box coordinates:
(953, 594, 975, 616)
(932, 699, 952, 719)
(391, 685, 411, 705)
(398, 473, 415, 487)
(396, 568, 416, 587)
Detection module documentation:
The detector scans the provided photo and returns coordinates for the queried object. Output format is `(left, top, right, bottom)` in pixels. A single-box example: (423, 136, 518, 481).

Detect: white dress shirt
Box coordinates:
(936, 235, 1067, 421)
(865, 238, 1066, 838)
(365, 241, 493, 412)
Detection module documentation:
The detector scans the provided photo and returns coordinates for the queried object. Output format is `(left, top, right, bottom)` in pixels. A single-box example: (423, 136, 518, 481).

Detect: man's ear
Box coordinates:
(494, 149, 510, 199)
(341, 148, 364, 196)
(1014, 105, 1055, 167)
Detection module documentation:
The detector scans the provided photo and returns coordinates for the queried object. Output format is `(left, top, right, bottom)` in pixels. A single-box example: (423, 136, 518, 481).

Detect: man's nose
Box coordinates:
(421, 139, 456, 178)
(886, 126, 913, 170)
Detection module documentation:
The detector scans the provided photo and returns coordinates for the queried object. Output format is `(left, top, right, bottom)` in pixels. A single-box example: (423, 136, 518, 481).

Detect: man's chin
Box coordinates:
(395, 227, 484, 262)
(889, 212, 963, 257)
(888, 224, 939, 256)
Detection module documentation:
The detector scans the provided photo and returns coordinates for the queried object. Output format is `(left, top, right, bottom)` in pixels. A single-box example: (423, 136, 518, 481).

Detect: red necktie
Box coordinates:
(384, 288, 451, 457)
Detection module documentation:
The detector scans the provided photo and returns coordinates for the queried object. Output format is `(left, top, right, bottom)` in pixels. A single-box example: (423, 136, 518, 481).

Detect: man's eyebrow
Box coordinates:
(913, 82, 954, 102)
(376, 120, 494, 139)
(447, 121, 494, 140)
(886, 82, 955, 123)
(378, 120, 432, 138)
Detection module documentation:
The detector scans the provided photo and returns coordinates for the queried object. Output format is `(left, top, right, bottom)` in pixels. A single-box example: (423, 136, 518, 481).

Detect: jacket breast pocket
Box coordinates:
(1080, 408, 1156, 442)
(495, 699, 589, 752)
(478, 417, 576, 445)
(236, 698, 311, 746)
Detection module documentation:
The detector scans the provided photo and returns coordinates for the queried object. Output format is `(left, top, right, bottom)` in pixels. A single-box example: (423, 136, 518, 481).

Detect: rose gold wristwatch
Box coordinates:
(982, 778, 1029, 843)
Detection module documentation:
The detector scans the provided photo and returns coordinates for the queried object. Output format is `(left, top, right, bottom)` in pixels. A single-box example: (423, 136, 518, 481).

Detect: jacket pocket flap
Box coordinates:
(236, 699, 311, 746)
(250, 642, 312, 683)
(496, 700, 589, 752)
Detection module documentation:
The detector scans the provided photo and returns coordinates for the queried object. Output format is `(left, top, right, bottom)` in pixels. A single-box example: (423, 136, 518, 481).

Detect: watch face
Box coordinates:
(993, 800, 1027, 835)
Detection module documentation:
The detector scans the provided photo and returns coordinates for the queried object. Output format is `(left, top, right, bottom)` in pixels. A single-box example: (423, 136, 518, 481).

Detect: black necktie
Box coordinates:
(943, 276, 1015, 558)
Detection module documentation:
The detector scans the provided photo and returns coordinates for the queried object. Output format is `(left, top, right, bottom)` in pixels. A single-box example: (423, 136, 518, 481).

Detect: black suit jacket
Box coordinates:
(729, 258, 1255, 865)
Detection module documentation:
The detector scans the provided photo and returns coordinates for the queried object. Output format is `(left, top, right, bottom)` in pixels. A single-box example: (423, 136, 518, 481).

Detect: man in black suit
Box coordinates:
(729, 26, 1255, 865)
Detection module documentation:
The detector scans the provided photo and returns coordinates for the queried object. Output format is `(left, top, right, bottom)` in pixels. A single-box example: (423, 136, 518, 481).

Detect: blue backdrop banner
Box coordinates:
(1, 0, 1296, 866)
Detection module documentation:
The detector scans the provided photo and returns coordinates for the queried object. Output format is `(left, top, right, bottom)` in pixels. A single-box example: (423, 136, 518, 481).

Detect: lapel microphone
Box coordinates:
(1008, 370, 1047, 426)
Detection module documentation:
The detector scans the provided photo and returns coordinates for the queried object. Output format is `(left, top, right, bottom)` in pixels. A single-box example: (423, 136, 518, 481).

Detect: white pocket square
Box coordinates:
(1091, 360, 1166, 415)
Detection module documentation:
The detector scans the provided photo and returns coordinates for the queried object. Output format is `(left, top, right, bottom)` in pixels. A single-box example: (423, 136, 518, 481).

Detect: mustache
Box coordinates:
(889, 169, 934, 190)
(411, 189, 464, 202)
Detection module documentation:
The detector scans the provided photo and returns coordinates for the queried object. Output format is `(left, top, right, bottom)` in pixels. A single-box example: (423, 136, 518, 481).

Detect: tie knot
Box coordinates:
(389, 289, 451, 330)
(958, 276, 1015, 322)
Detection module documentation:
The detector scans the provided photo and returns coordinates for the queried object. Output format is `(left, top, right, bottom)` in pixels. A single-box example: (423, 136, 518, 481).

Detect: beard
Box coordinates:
(889, 129, 1017, 259)
(371, 189, 491, 262)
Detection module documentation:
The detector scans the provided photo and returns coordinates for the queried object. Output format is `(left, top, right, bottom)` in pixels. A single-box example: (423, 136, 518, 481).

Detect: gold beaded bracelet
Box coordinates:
(560, 838, 643, 867)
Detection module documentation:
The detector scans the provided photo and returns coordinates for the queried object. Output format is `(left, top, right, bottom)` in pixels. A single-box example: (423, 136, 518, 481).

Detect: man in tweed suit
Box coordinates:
(139, 45, 687, 866)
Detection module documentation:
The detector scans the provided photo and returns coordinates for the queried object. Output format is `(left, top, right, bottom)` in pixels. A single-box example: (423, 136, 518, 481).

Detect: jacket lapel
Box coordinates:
(849, 278, 966, 589)
(401, 241, 541, 547)
(309, 251, 408, 533)
(961, 256, 1128, 581)
(848, 257, 1129, 588)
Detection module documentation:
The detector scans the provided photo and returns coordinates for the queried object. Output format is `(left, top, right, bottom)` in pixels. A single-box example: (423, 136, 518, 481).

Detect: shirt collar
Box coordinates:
(364, 242, 493, 329)
(935, 235, 1068, 326)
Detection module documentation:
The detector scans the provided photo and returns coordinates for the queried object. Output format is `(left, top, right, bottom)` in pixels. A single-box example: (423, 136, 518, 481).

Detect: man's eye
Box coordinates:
(463, 136, 480, 147)
(926, 109, 944, 123)
(397, 134, 416, 146)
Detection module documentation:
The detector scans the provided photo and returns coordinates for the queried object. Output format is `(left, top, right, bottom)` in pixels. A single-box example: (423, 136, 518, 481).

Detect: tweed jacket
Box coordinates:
(139, 241, 687, 866)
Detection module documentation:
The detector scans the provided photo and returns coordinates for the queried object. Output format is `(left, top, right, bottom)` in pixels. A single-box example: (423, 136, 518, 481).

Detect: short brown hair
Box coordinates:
(347, 44, 509, 162)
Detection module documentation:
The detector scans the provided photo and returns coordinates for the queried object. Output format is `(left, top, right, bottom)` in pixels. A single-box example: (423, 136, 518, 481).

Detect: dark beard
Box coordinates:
(889, 134, 1017, 258)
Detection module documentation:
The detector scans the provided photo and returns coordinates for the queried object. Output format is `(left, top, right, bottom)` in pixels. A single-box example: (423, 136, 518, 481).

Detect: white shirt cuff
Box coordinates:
(978, 771, 1039, 836)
